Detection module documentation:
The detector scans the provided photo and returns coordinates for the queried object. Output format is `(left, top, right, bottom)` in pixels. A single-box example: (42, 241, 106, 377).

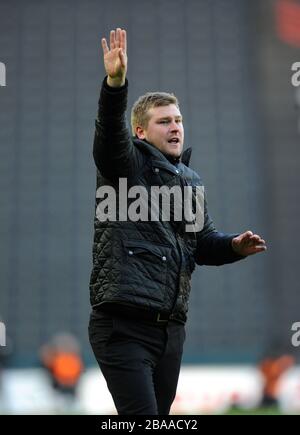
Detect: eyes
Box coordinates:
(158, 119, 182, 125)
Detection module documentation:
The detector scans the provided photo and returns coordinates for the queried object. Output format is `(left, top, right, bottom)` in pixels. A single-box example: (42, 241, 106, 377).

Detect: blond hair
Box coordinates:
(131, 92, 179, 135)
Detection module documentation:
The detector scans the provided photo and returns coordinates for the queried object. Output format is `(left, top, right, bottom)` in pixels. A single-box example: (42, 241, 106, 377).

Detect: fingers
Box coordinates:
(121, 29, 127, 52)
(258, 245, 267, 251)
(238, 230, 253, 243)
(101, 38, 109, 55)
(241, 231, 265, 244)
(254, 244, 267, 252)
(249, 235, 262, 244)
(108, 28, 126, 51)
(248, 234, 266, 246)
(239, 230, 267, 250)
(246, 235, 267, 252)
(249, 245, 267, 255)
(110, 30, 116, 50)
(113, 28, 121, 49)
(116, 28, 125, 50)
(119, 48, 126, 68)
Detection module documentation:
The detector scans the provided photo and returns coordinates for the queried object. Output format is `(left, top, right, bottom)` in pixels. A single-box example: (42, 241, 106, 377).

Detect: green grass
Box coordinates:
(225, 406, 283, 415)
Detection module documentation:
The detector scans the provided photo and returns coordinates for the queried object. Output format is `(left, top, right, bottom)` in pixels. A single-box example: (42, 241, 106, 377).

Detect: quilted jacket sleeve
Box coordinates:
(194, 194, 246, 266)
(93, 77, 144, 180)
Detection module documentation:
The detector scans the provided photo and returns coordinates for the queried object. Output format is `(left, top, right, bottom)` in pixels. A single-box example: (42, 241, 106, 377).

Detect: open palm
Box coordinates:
(101, 28, 127, 84)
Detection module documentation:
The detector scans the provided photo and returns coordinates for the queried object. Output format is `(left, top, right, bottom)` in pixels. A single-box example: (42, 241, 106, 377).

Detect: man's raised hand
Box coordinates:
(101, 28, 127, 87)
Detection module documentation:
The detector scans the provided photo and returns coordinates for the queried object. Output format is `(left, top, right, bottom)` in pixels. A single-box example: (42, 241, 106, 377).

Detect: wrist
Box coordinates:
(231, 237, 239, 255)
(107, 75, 126, 88)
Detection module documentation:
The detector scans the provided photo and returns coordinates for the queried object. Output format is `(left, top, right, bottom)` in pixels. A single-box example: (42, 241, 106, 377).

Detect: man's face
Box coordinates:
(136, 104, 184, 158)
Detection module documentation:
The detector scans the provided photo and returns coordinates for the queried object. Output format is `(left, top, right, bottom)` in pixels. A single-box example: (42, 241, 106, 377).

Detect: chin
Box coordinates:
(168, 148, 182, 157)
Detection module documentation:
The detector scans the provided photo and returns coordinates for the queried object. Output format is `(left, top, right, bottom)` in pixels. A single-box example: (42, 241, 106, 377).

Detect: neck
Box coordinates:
(162, 152, 181, 165)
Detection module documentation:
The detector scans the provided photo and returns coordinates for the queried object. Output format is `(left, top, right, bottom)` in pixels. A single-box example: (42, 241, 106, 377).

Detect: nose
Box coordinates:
(169, 120, 180, 132)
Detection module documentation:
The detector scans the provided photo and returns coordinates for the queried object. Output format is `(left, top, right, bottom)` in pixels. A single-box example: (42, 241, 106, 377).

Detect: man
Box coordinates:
(88, 28, 267, 415)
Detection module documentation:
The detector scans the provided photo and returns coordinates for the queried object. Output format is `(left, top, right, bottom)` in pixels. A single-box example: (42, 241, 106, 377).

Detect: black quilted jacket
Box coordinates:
(89, 78, 244, 324)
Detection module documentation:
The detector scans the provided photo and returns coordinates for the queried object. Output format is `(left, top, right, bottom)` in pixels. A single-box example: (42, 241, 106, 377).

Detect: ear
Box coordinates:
(135, 126, 146, 140)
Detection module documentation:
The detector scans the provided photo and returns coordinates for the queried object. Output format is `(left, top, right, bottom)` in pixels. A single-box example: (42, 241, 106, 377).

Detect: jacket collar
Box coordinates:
(133, 138, 192, 167)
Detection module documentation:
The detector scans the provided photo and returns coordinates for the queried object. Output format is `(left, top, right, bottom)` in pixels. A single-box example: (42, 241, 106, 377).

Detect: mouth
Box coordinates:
(167, 137, 180, 145)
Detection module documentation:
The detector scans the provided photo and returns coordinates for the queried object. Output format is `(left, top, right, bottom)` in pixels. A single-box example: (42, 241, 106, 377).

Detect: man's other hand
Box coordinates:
(232, 231, 267, 257)
(101, 28, 127, 87)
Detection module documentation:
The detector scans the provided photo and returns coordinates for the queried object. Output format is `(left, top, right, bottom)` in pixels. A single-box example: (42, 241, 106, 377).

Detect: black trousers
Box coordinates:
(88, 308, 186, 415)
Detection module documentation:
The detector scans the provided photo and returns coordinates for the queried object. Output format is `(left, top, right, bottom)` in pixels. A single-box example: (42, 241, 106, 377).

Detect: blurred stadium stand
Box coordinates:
(0, 0, 299, 374)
